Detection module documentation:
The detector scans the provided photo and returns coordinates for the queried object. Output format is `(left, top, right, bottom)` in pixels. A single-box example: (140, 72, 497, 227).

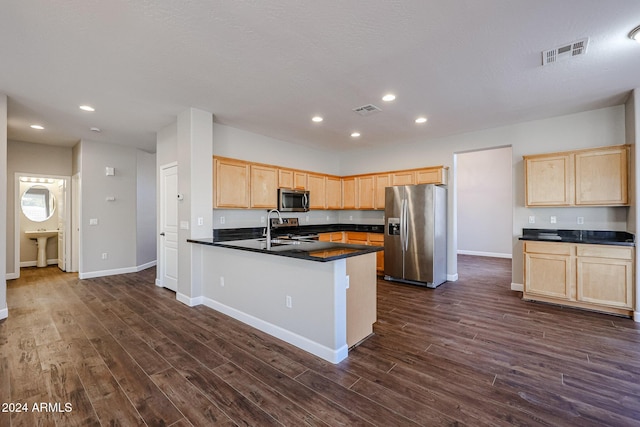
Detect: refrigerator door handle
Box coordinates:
(403, 198, 409, 251)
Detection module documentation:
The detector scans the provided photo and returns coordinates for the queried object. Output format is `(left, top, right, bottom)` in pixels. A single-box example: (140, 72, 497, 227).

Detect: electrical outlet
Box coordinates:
(550, 216, 557, 224)
(197, 217, 204, 226)
(220, 216, 225, 224)
(577, 217, 584, 225)
(261, 216, 265, 223)
(345, 275, 350, 289)
(286, 295, 292, 308)
(528, 216, 535, 224)
(306, 215, 309, 222)
(220, 276, 225, 287)
(89, 218, 98, 225)
(101, 252, 108, 260)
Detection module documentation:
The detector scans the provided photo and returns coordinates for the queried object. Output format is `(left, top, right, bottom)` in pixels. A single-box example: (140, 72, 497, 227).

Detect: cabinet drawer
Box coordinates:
(524, 241, 572, 256)
(368, 233, 384, 243)
(576, 245, 633, 260)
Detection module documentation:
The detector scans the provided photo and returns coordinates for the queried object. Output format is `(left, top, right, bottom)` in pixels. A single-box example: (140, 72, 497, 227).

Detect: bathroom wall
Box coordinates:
(6, 140, 72, 277)
(19, 180, 61, 266)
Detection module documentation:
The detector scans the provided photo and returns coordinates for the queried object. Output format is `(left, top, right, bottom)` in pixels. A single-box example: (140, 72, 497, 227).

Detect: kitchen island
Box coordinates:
(188, 237, 382, 363)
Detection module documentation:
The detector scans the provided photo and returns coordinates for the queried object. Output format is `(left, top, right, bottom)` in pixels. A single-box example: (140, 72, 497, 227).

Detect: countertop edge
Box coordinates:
(188, 238, 383, 262)
(518, 236, 635, 247)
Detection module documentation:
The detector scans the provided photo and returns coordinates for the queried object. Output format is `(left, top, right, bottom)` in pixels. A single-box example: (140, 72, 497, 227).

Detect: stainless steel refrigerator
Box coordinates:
(384, 184, 447, 288)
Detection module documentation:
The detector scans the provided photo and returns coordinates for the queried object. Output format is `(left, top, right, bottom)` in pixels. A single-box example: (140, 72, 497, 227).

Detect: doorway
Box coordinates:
(14, 173, 71, 276)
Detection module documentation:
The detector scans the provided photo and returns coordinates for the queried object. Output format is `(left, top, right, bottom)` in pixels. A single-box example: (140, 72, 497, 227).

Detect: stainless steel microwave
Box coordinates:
(277, 188, 310, 212)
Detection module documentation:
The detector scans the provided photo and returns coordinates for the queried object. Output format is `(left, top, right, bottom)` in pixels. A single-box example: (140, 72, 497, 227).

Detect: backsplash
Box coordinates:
(212, 209, 384, 229)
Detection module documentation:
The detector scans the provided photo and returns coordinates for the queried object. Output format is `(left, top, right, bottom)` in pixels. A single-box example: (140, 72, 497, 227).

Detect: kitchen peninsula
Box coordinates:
(188, 235, 382, 363)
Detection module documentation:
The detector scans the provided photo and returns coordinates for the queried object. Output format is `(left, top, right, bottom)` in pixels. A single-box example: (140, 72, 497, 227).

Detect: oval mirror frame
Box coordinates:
(21, 185, 56, 222)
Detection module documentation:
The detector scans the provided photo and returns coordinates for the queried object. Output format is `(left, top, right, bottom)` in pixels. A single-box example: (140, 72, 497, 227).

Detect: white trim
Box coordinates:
(5, 273, 18, 280)
(155, 278, 163, 287)
(20, 259, 58, 268)
(634, 311, 639, 323)
(0, 307, 7, 320)
(136, 260, 157, 272)
(176, 292, 203, 307)
(458, 250, 512, 259)
(447, 273, 459, 281)
(511, 282, 524, 292)
(79, 266, 138, 279)
(202, 296, 349, 364)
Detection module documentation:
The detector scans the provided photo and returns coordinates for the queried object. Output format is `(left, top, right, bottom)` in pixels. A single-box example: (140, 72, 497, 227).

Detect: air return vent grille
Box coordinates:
(352, 104, 382, 116)
(542, 37, 589, 65)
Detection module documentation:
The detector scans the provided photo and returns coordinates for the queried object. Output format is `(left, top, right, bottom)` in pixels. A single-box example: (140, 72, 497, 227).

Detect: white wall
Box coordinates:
(136, 150, 157, 268)
(77, 139, 138, 278)
(456, 146, 512, 258)
(5, 141, 72, 276)
(0, 93, 7, 319)
(339, 105, 627, 286)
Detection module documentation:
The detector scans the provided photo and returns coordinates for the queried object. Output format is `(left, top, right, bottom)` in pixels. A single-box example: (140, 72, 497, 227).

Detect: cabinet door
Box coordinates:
(374, 173, 390, 210)
(294, 172, 307, 189)
(575, 146, 628, 206)
(307, 174, 326, 209)
(326, 176, 342, 209)
(524, 252, 572, 300)
(346, 232, 368, 245)
(576, 257, 633, 309)
(525, 154, 573, 206)
(576, 245, 634, 309)
(342, 177, 356, 210)
(250, 165, 278, 208)
(391, 171, 415, 186)
(368, 233, 384, 274)
(278, 169, 294, 189)
(357, 175, 375, 209)
(214, 158, 250, 208)
(416, 167, 447, 185)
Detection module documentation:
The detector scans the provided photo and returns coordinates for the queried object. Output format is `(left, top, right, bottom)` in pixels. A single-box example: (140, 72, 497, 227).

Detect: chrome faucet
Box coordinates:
(266, 209, 283, 250)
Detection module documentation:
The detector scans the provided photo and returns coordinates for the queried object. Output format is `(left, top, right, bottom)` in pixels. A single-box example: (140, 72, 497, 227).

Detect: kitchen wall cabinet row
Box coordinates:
(213, 156, 448, 210)
(524, 144, 630, 207)
(319, 232, 385, 274)
(523, 241, 634, 317)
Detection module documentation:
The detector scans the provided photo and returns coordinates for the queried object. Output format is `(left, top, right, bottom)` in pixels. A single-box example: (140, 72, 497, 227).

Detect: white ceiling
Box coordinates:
(2, 1, 640, 153)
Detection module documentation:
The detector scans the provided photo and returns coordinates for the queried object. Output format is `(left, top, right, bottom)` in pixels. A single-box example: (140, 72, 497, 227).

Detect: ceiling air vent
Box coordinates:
(353, 104, 382, 117)
(542, 37, 589, 65)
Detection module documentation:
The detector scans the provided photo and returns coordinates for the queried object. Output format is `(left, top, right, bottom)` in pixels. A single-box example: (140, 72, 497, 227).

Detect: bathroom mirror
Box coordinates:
(21, 185, 56, 222)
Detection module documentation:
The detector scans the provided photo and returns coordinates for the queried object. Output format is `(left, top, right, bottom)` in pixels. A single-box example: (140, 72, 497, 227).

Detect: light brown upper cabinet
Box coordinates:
(416, 167, 449, 185)
(374, 173, 391, 210)
(278, 169, 294, 189)
(250, 164, 278, 208)
(357, 175, 375, 209)
(294, 171, 307, 189)
(524, 145, 629, 207)
(391, 170, 415, 186)
(326, 176, 342, 209)
(213, 157, 250, 208)
(342, 177, 356, 210)
(307, 174, 326, 209)
(574, 146, 629, 205)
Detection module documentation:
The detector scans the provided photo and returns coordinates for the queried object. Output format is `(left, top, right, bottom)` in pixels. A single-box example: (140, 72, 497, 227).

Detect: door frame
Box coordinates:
(13, 172, 71, 278)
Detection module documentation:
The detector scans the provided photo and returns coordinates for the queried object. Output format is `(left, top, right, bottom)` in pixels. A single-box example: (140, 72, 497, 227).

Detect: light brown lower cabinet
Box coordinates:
(321, 232, 384, 275)
(523, 241, 634, 316)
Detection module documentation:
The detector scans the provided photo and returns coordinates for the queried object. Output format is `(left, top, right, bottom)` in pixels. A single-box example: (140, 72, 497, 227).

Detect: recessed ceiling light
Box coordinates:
(312, 116, 323, 123)
(351, 132, 361, 138)
(630, 25, 640, 43)
(90, 127, 101, 133)
(79, 105, 95, 112)
(415, 117, 428, 124)
(382, 94, 396, 102)
(30, 124, 44, 130)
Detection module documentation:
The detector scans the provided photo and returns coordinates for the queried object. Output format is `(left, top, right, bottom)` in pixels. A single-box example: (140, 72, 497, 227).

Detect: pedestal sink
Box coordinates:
(25, 230, 58, 267)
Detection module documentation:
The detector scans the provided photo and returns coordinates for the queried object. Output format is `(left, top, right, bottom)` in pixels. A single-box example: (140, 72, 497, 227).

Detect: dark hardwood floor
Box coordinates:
(1, 255, 640, 426)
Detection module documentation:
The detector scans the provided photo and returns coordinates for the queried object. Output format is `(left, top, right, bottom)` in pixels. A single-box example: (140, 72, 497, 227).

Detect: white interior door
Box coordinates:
(71, 173, 80, 273)
(160, 164, 179, 292)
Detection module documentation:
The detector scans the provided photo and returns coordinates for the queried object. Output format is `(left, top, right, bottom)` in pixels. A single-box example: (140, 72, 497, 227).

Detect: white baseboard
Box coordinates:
(176, 293, 203, 307)
(155, 278, 163, 287)
(202, 296, 348, 364)
(0, 307, 7, 320)
(447, 273, 459, 282)
(5, 272, 19, 280)
(20, 259, 58, 268)
(79, 260, 157, 280)
(511, 282, 524, 292)
(458, 250, 512, 259)
(634, 311, 640, 323)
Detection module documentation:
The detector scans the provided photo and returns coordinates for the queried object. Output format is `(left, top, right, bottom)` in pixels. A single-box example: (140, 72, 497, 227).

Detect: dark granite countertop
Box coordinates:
(519, 228, 635, 247)
(212, 223, 384, 242)
(188, 237, 383, 262)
